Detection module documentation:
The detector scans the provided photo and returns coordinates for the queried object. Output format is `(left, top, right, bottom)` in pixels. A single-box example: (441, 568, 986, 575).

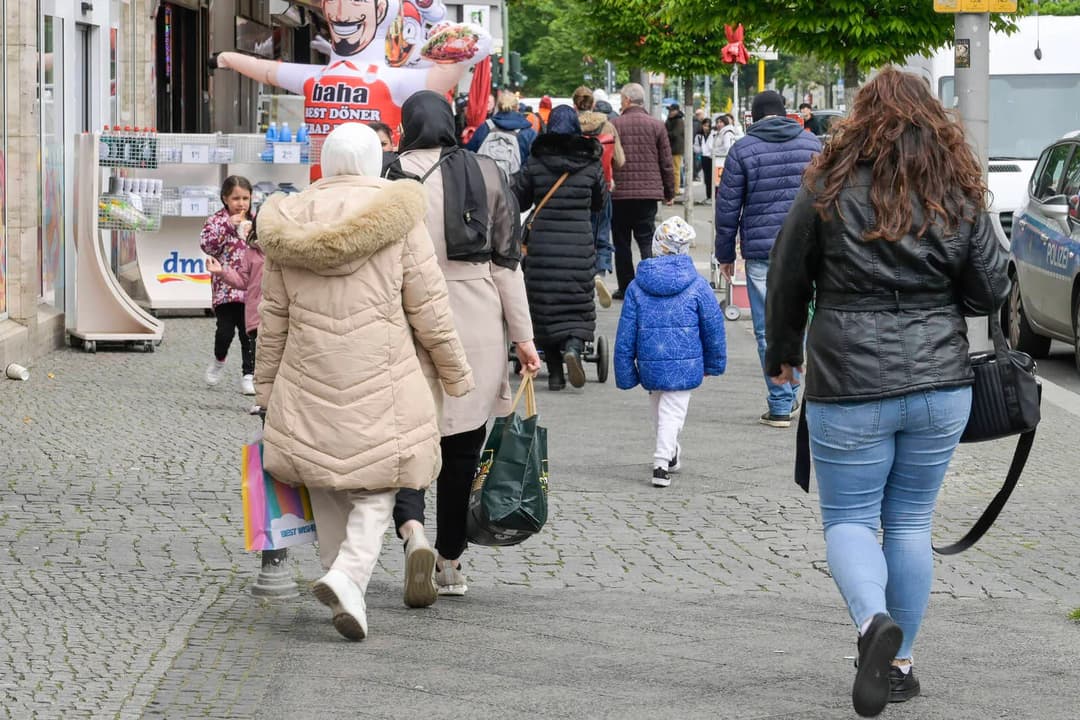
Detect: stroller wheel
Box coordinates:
(595, 335, 610, 383)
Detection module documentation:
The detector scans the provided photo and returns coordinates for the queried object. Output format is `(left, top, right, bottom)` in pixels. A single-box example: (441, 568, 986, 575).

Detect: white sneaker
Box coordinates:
(205, 359, 226, 386)
(403, 531, 437, 609)
(594, 276, 613, 309)
(312, 569, 368, 641)
(435, 559, 468, 596)
(240, 374, 255, 395)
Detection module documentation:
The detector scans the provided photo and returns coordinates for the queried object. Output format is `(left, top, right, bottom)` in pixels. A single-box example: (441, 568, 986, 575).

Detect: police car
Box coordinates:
(1007, 131, 1080, 372)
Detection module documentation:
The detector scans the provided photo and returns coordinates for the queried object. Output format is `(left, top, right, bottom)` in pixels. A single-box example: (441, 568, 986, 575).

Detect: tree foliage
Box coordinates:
(507, 0, 594, 96)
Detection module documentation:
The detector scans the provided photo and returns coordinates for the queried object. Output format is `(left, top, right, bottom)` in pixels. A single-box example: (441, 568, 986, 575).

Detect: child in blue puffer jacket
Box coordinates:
(614, 217, 727, 487)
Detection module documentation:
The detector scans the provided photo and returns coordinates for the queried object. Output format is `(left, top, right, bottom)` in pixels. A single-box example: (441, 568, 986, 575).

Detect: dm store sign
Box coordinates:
(136, 233, 213, 309)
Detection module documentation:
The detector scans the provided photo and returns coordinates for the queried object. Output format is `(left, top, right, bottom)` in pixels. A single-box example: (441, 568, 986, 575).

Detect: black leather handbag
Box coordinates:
(934, 313, 1041, 554)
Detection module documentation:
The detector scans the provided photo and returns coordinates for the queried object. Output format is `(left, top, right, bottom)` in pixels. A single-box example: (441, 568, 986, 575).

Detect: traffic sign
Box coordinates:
(935, 0, 1017, 10)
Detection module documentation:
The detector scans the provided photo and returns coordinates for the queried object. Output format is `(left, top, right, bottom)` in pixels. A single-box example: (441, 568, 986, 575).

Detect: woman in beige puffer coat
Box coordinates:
(255, 123, 473, 642)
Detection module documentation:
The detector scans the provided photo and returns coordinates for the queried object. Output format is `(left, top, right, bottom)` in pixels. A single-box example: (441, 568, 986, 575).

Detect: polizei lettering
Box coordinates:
(311, 81, 370, 105)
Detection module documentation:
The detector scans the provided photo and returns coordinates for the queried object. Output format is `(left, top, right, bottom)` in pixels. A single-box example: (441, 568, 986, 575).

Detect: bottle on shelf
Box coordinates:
(279, 122, 292, 143)
(261, 121, 278, 162)
(296, 123, 310, 163)
(99, 125, 112, 162)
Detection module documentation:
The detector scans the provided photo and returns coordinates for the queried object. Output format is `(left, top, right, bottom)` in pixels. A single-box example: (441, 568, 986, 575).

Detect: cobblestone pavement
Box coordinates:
(3, 228, 1080, 718)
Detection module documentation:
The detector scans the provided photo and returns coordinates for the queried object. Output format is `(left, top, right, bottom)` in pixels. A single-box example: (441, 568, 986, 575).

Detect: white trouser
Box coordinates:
(307, 487, 395, 593)
(650, 390, 692, 468)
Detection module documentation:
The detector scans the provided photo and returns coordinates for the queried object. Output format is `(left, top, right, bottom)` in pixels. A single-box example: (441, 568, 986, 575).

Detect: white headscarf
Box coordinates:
(319, 122, 383, 179)
(652, 216, 696, 255)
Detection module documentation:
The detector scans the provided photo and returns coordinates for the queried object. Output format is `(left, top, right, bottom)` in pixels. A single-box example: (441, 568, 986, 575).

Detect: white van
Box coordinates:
(904, 16, 1080, 247)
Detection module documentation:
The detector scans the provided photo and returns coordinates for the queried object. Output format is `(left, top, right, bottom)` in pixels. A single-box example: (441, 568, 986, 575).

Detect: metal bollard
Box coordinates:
(251, 548, 299, 598)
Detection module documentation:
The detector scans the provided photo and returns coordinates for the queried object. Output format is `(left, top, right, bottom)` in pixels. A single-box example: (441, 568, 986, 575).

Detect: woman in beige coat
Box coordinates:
(386, 91, 541, 607)
(255, 122, 473, 641)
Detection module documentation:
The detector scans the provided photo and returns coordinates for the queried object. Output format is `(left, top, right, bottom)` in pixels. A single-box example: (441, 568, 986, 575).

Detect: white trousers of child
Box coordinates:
(307, 487, 395, 593)
(650, 390, 692, 468)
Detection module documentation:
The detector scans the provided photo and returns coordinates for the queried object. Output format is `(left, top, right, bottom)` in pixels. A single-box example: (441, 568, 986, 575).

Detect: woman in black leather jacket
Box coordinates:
(765, 67, 1009, 717)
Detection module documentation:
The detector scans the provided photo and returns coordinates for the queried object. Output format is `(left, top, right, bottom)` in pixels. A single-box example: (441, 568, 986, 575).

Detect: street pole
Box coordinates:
(955, 12, 991, 351)
(684, 76, 695, 224)
(704, 75, 711, 116)
(501, 0, 511, 88)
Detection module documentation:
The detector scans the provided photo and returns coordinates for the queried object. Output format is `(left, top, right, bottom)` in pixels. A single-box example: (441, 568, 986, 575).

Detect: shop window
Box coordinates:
(39, 15, 65, 308)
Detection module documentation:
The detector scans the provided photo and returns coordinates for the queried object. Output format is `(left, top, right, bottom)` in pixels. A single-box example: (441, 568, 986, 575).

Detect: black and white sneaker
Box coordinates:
(652, 467, 671, 488)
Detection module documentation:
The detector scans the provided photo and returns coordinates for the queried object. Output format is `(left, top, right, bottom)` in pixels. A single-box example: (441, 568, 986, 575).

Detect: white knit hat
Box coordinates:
(652, 216, 696, 255)
(320, 122, 383, 179)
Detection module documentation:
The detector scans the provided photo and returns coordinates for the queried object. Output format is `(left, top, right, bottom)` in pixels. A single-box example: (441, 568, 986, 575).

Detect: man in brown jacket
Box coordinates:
(610, 83, 675, 298)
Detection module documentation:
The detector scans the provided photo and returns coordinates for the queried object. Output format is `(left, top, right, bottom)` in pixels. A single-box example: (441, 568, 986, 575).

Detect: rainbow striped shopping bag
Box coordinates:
(241, 440, 317, 551)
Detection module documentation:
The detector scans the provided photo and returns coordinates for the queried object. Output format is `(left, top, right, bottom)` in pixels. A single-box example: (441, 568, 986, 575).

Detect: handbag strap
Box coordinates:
(933, 427, 1035, 554)
(525, 172, 570, 228)
(509, 373, 538, 417)
(794, 406, 811, 492)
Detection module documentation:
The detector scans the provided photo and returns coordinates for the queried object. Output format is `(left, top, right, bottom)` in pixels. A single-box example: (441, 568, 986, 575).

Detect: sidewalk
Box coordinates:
(3, 217, 1080, 717)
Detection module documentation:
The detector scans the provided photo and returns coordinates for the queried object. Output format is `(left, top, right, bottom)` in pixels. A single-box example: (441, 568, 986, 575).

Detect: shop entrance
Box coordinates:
(156, 2, 207, 132)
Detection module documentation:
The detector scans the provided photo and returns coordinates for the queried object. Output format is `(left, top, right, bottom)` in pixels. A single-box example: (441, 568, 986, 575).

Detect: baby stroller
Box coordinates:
(710, 256, 743, 321)
(509, 337, 610, 384)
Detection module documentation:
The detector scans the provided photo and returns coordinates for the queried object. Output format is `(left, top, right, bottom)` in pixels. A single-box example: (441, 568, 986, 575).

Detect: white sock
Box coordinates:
(858, 617, 874, 636)
(893, 661, 913, 675)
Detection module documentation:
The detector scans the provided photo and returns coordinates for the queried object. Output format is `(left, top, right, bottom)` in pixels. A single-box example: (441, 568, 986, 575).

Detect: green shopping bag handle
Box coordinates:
(510, 372, 538, 418)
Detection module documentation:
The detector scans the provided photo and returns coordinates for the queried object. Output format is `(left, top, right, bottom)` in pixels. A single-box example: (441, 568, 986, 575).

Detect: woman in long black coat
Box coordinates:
(515, 105, 606, 391)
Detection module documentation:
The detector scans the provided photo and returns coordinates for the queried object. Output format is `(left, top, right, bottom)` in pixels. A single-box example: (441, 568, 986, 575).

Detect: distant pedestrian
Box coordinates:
(614, 217, 726, 487)
(537, 95, 553, 126)
(515, 105, 606, 391)
(204, 216, 265, 413)
(610, 82, 675, 299)
(666, 103, 687, 196)
(692, 108, 706, 180)
(573, 84, 626, 306)
(254, 122, 474, 641)
(798, 102, 821, 135)
(592, 89, 620, 121)
(765, 67, 1009, 716)
(200, 175, 255, 395)
(694, 117, 712, 205)
(466, 90, 538, 181)
(714, 90, 821, 427)
(367, 121, 395, 151)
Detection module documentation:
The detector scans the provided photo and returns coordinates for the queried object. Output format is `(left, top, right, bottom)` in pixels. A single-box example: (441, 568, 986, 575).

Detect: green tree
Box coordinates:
(507, 0, 594, 96)
(664, 0, 1018, 105)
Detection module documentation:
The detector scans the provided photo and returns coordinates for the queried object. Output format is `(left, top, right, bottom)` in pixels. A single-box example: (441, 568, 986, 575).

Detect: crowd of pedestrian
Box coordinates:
(200, 68, 1010, 719)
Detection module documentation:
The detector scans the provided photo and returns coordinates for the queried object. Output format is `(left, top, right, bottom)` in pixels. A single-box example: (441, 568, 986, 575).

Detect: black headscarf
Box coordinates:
(395, 91, 490, 263)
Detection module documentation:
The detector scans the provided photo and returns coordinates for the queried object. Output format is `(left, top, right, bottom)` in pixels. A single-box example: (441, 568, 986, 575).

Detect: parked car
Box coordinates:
(807, 109, 844, 138)
(1006, 131, 1080, 371)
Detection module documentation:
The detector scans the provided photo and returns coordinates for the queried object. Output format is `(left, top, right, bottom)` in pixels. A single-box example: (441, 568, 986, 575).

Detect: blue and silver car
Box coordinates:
(1008, 131, 1080, 371)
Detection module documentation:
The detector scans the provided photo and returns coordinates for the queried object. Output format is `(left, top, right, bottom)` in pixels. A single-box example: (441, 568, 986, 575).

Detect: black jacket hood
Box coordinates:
(747, 116, 806, 143)
(530, 133, 602, 174)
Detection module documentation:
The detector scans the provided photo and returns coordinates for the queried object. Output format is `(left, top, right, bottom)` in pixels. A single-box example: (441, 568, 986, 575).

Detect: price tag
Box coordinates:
(181, 144, 210, 164)
(273, 143, 302, 164)
(181, 196, 210, 217)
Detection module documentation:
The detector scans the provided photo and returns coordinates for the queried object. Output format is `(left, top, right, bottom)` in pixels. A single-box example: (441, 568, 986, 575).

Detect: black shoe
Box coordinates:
(548, 374, 566, 391)
(759, 410, 792, 428)
(652, 467, 670, 487)
(889, 666, 920, 703)
(611, 289, 625, 301)
(668, 443, 681, 472)
(564, 348, 586, 388)
(853, 614, 903, 717)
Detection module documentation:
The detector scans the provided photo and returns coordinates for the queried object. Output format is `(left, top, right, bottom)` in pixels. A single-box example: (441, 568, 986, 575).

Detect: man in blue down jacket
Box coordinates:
(714, 91, 821, 428)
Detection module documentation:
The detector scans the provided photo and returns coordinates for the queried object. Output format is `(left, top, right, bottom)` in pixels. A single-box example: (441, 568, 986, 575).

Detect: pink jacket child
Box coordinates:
(199, 207, 249, 308)
(208, 244, 265, 335)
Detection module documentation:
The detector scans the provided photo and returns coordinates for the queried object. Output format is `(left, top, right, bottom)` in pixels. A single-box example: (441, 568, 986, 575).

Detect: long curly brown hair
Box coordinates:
(803, 66, 987, 242)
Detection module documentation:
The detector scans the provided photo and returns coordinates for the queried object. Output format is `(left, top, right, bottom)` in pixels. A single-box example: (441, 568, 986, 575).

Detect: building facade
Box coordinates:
(0, 0, 502, 367)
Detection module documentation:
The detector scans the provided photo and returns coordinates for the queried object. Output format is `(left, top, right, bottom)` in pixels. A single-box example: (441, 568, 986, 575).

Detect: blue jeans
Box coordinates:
(591, 194, 614, 275)
(808, 386, 972, 660)
(745, 258, 795, 415)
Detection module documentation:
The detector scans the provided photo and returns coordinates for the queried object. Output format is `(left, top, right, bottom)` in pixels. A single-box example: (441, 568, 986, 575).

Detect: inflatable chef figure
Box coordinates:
(214, 0, 489, 172)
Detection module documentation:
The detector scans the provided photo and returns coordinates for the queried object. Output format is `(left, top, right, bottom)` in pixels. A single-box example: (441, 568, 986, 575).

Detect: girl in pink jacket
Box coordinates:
(206, 216, 264, 411)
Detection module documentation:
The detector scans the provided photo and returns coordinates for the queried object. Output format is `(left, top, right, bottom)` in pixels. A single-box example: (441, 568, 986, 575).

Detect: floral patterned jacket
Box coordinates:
(200, 207, 249, 307)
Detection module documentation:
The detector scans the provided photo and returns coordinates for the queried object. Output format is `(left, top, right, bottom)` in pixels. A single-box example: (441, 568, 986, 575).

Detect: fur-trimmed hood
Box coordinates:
(257, 176, 427, 275)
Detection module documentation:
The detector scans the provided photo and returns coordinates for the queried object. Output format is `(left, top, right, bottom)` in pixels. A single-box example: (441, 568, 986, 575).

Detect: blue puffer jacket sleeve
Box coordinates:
(696, 279, 727, 376)
(614, 289, 641, 389)
(714, 147, 746, 264)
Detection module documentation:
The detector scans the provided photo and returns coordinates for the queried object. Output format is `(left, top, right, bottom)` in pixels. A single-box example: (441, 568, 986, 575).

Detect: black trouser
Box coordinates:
(393, 424, 488, 561)
(213, 301, 254, 375)
(611, 199, 657, 293)
(542, 338, 584, 382)
(702, 157, 713, 200)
